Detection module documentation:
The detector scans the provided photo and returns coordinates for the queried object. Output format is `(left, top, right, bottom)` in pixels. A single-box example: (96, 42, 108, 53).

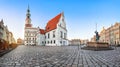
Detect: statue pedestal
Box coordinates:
(82, 42, 113, 51)
(87, 42, 109, 48)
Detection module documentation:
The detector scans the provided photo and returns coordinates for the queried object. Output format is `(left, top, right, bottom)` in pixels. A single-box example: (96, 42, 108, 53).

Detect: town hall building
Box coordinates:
(24, 6, 38, 45)
(24, 6, 68, 46)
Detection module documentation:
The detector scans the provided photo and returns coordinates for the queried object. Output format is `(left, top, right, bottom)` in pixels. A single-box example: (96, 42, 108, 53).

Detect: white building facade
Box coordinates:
(24, 6, 68, 46)
(24, 7, 38, 45)
(36, 29, 45, 46)
(37, 13, 68, 46)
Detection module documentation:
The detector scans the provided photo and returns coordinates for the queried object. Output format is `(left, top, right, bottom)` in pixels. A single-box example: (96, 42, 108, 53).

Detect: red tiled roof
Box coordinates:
(45, 13, 62, 32)
(40, 29, 45, 34)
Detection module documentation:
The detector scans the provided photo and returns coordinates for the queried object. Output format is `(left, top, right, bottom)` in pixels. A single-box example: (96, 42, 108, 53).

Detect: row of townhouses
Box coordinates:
(69, 39, 89, 46)
(24, 7, 68, 46)
(0, 19, 16, 49)
(91, 22, 120, 46)
(17, 38, 24, 45)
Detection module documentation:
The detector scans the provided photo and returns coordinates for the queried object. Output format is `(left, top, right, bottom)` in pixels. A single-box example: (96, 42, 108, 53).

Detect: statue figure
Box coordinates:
(95, 31, 100, 42)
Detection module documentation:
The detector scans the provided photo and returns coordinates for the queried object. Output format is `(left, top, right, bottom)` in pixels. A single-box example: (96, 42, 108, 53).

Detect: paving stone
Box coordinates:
(7, 63, 12, 65)
(95, 65, 101, 67)
(107, 65, 114, 67)
(84, 65, 89, 67)
(72, 64, 77, 67)
(78, 64, 83, 67)
(89, 64, 95, 67)
(16, 63, 21, 65)
(66, 64, 71, 67)
(101, 65, 107, 67)
(34, 66, 40, 67)
(35, 63, 40, 66)
(0, 45, 120, 66)
(15, 65, 21, 67)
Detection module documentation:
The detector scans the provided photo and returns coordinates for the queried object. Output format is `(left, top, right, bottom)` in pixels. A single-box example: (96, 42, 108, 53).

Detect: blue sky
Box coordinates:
(0, 0, 120, 40)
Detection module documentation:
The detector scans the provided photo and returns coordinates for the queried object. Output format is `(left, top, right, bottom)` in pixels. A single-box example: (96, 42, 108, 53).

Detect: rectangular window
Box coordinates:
(54, 40, 56, 44)
(60, 31, 63, 38)
(60, 41, 62, 44)
(53, 31, 55, 38)
(26, 33, 27, 36)
(45, 35, 46, 39)
(51, 40, 52, 44)
(64, 33, 66, 39)
(42, 41, 44, 44)
(48, 33, 50, 39)
(48, 41, 49, 44)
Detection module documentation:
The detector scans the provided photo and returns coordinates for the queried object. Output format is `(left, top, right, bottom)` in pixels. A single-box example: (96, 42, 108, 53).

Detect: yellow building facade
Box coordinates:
(99, 22, 120, 46)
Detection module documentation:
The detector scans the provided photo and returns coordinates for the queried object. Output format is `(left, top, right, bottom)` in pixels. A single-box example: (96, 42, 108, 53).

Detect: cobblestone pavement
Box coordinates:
(0, 45, 120, 67)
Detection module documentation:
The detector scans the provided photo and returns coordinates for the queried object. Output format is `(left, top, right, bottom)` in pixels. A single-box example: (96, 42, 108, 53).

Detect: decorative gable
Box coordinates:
(45, 13, 62, 33)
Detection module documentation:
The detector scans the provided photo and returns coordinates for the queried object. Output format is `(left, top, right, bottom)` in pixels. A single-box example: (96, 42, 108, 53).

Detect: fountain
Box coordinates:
(82, 23, 112, 50)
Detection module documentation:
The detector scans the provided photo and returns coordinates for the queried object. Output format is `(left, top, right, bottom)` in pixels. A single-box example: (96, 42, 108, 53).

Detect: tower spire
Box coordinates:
(25, 5, 32, 27)
(26, 5, 31, 18)
(27, 5, 30, 13)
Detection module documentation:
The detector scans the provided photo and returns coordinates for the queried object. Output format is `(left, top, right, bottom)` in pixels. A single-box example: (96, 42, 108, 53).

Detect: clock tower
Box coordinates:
(25, 6, 32, 28)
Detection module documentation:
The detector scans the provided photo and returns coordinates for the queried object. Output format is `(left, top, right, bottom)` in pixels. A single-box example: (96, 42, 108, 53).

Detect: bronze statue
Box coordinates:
(95, 30, 100, 42)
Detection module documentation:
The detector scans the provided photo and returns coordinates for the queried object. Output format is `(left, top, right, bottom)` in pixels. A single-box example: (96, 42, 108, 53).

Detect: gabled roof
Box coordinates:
(40, 29, 45, 34)
(45, 13, 62, 32)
